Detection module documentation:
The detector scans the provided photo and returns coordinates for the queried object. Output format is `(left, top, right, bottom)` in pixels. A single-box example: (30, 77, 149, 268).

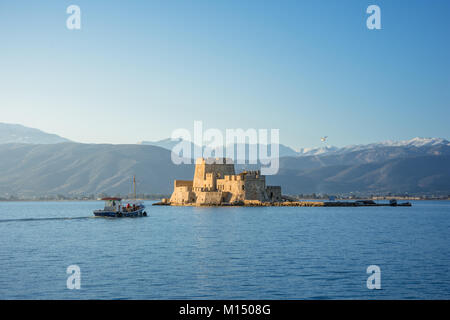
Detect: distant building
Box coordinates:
(169, 158, 282, 205)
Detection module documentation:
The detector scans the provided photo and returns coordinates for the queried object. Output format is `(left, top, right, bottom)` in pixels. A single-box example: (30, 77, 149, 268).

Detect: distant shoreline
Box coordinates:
(0, 199, 160, 202)
(1, 198, 449, 203)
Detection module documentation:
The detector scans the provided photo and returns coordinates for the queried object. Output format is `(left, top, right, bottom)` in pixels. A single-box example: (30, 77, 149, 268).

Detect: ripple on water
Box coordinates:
(0, 200, 449, 299)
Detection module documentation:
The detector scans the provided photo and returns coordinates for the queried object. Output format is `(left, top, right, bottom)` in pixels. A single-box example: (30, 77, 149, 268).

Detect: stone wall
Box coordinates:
(217, 175, 245, 202)
(195, 191, 223, 205)
(244, 171, 268, 201)
(193, 158, 234, 191)
(169, 187, 196, 204)
(266, 186, 282, 202)
(169, 158, 282, 206)
(174, 180, 193, 188)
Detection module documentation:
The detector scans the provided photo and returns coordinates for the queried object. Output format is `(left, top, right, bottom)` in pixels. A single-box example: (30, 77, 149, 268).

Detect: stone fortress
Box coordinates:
(169, 158, 282, 206)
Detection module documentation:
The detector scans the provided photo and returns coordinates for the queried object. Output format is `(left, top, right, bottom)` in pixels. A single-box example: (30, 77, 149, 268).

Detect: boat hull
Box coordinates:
(93, 208, 147, 218)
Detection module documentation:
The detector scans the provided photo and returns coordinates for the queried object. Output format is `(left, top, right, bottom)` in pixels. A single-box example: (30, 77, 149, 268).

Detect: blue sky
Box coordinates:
(0, 0, 449, 148)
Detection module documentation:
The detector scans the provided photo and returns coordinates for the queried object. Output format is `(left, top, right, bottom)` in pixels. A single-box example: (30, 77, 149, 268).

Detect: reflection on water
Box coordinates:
(0, 200, 449, 299)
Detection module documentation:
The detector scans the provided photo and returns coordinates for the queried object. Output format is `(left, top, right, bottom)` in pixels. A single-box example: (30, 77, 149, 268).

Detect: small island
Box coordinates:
(154, 157, 411, 207)
(161, 157, 282, 206)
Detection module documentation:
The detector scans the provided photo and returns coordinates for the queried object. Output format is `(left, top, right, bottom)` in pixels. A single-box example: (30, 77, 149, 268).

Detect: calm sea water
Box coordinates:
(0, 200, 449, 299)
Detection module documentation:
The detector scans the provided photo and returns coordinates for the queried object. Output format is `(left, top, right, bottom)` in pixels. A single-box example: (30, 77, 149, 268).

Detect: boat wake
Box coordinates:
(0, 216, 94, 223)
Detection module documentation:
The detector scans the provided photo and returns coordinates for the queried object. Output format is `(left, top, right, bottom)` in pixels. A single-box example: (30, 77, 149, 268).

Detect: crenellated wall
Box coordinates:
(169, 158, 282, 205)
(193, 158, 234, 191)
(217, 174, 246, 202)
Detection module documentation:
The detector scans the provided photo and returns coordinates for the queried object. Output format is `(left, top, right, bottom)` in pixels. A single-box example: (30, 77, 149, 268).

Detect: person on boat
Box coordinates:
(126, 203, 131, 212)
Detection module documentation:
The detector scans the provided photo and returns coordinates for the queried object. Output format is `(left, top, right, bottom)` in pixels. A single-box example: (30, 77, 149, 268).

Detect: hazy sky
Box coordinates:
(1, 0, 449, 148)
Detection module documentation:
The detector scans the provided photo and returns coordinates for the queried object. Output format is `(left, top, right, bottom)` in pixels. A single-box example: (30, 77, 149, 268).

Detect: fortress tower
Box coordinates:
(192, 158, 235, 192)
(169, 158, 282, 205)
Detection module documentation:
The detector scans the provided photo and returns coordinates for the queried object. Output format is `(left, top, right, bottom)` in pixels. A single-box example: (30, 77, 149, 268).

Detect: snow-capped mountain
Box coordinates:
(339, 137, 449, 152)
(295, 146, 339, 156)
(0, 132, 448, 197)
(380, 137, 449, 147)
(292, 137, 450, 157)
(140, 137, 450, 160)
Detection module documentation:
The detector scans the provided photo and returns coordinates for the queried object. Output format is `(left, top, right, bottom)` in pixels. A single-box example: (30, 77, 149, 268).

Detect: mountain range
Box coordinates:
(0, 123, 449, 197)
(0, 123, 71, 144)
(0, 143, 193, 197)
(140, 137, 449, 159)
(139, 138, 301, 158)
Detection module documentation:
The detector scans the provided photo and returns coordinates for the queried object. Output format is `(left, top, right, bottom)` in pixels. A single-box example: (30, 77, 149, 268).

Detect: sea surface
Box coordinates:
(0, 200, 449, 299)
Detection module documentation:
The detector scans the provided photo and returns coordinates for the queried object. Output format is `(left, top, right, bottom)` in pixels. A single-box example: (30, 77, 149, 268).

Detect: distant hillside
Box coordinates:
(278, 142, 450, 172)
(140, 138, 299, 158)
(0, 143, 193, 197)
(0, 123, 71, 144)
(139, 138, 184, 150)
(0, 137, 449, 198)
(268, 155, 450, 195)
(270, 138, 450, 195)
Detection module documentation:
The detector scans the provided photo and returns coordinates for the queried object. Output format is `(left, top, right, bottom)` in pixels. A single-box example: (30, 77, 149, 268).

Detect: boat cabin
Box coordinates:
(100, 197, 145, 213)
(101, 197, 122, 212)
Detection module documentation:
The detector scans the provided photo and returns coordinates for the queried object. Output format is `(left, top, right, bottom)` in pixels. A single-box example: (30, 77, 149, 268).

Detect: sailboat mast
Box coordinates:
(133, 175, 136, 200)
